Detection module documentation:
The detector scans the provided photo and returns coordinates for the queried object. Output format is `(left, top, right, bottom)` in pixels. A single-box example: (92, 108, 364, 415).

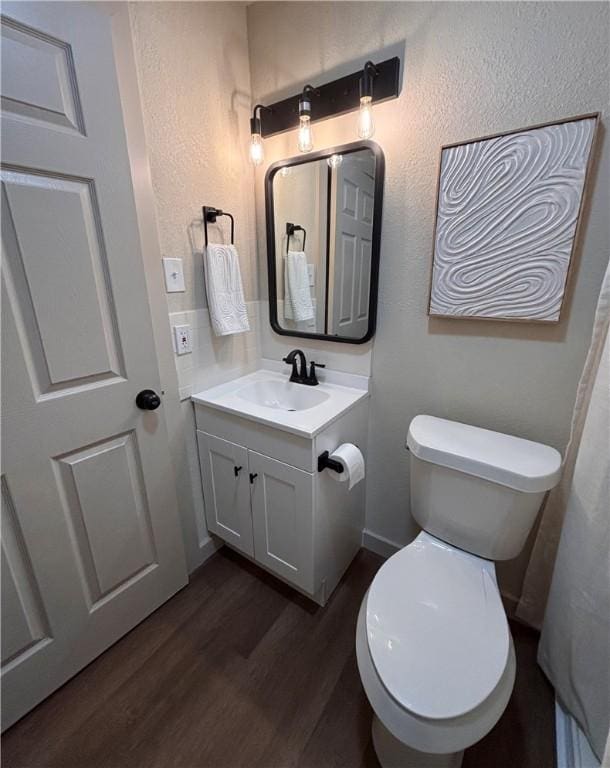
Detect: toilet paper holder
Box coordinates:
(317, 450, 344, 474)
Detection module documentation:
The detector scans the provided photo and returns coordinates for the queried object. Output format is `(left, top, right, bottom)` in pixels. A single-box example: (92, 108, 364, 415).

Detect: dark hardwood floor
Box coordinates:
(2, 547, 556, 768)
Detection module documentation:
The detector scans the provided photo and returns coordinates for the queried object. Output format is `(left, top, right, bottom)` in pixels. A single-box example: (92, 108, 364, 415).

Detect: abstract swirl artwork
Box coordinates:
(429, 114, 598, 322)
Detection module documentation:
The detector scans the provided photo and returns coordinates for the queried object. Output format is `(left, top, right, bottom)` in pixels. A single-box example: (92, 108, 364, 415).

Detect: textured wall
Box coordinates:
(129, 1, 257, 313)
(247, 1, 610, 604)
(129, 2, 257, 570)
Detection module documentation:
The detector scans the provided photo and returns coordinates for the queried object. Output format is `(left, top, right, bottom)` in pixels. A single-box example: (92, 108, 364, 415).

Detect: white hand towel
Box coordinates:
(284, 250, 314, 322)
(204, 244, 251, 336)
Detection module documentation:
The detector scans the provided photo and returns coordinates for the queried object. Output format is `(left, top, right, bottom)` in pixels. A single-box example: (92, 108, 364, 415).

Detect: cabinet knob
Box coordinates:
(249, 473, 258, 484)
(234, 465, 243, 477)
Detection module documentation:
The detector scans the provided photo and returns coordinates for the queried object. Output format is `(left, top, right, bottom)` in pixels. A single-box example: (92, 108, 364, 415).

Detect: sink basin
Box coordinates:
(192, 367, 369, 438)
(236, 380, 330, 412)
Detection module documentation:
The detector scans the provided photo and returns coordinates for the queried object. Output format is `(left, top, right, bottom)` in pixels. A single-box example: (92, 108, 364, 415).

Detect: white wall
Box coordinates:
(247, 1, 610, 606)
(129, 1, 258, 571)
(129, 1, 257, 311)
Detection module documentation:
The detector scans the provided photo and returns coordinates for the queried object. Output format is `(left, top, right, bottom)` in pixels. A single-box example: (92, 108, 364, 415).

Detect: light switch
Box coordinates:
(173, 324, 192, 355)
(163, 258, 185, 292)
(307, 263, 315, 286)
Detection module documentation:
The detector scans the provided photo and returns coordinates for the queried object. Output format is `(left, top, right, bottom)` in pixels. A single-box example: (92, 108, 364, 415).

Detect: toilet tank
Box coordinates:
(407, 416, 562, 561)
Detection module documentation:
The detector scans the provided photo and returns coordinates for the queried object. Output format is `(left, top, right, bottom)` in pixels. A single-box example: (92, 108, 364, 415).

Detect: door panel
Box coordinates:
(0, 15, 85, 134)
(1, 477, 51, 668)
(197, 432, 253, 556)
(0, 3, 187, 729)
(2, 170, 124, 393)
(249, 451, 313, 592)
(54, 432, 157, 605)
(339, 233, 356, 325)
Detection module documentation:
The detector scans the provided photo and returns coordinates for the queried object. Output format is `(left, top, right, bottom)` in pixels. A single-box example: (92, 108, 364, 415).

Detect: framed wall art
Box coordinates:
(428, 113, 599, 322)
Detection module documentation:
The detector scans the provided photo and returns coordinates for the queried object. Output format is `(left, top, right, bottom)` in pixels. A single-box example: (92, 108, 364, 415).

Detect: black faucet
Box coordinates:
(282, 349, 325, 386)
(283, 349, 307, 383)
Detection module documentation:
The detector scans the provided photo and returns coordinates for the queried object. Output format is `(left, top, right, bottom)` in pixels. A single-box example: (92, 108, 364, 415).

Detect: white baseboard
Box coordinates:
(555, 699, 600, 768)
(362, 529, 402, 559)
(190, 535, 223, 573)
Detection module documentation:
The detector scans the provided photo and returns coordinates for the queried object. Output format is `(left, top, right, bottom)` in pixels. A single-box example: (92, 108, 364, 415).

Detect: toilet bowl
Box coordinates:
(356, 415, 561, 767)
(356, 532, 516, 767)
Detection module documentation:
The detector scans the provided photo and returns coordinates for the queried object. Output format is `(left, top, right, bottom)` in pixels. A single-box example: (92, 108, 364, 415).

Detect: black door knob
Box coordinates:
(136, 389, 161, 410)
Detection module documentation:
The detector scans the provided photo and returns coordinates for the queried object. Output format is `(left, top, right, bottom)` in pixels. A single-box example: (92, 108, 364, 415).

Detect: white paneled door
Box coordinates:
(329, 153, 375, 338)
(0, 3, 187, 730)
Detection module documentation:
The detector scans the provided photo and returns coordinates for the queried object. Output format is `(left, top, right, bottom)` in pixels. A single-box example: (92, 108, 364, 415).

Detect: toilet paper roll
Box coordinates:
(328, 443, 365, 490)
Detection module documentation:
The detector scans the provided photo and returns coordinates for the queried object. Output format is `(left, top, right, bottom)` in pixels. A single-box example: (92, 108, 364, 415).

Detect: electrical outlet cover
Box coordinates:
(173, 324, 192, 355)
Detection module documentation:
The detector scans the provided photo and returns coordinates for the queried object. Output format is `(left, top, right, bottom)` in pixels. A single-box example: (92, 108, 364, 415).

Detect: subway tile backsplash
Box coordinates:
(169, 300, 373, 401)
(169, 302, 261, 400)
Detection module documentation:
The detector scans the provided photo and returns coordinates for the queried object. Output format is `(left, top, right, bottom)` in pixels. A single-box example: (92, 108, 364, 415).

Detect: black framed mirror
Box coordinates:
(265, 140, 385, 344)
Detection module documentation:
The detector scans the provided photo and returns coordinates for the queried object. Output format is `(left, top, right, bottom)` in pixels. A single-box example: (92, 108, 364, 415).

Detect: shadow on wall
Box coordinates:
(256, 40, 407, 106)
(427, 119, 605, 343)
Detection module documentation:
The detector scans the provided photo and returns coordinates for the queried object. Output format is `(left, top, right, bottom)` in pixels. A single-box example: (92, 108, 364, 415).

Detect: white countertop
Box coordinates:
(192, 368, 369, 438)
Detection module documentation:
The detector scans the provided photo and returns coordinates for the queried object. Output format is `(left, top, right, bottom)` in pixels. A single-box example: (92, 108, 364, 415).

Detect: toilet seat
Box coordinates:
(366, 532, 509, 720)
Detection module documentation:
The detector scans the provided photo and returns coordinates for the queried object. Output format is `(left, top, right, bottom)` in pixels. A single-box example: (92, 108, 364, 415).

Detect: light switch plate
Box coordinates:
(163, 258, 185, 292)
(173, 324, 192, 355)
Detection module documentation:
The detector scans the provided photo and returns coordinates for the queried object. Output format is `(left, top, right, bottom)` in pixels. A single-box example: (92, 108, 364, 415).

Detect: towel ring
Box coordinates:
(203, 206, 235, 247)
(286, 222, 306, 254)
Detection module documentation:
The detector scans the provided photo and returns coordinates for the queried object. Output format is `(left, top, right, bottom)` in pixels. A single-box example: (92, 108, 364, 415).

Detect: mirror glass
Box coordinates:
(266, 142, 384, 343)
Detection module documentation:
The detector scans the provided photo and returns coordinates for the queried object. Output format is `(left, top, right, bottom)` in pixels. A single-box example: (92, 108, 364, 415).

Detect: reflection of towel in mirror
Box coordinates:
(284, 251, 314, 321)
(204, 244, 251, 336)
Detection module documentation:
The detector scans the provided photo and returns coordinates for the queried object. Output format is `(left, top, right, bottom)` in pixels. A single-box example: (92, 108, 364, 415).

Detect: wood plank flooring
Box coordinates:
(2, 547, 556, 768)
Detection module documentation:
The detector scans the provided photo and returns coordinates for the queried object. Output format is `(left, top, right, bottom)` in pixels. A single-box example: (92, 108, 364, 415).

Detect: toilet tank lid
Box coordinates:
(407, 415, 562, 493)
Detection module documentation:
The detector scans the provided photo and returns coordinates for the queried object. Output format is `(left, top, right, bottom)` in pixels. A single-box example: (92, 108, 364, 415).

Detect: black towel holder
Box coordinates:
(286, 222, 307, 254)
(203, 206, 235, 247)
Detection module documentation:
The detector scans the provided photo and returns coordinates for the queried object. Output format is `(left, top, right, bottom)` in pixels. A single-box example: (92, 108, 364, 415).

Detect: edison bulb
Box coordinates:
(297, 116, 314, 153)
(327, 154, 343, 169)
(249, 133, 264, 166)
(358, 96, 375, 139)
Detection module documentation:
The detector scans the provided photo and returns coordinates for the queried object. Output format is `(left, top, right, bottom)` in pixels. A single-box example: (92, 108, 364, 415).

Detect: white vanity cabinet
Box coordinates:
(197, 432, 314, 591)
(194, 394, 368, 605)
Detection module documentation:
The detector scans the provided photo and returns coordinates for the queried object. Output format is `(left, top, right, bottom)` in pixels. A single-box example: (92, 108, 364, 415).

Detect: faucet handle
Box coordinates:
(306, 361, 325, 386)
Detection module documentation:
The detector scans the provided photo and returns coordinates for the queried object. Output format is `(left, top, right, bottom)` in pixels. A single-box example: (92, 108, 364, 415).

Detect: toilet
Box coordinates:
(356, 415, 562, 768)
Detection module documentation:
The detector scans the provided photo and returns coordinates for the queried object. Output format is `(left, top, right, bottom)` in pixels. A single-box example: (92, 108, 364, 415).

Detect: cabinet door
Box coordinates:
(249, 451, 314, 593)
(197, 432, 253, 556)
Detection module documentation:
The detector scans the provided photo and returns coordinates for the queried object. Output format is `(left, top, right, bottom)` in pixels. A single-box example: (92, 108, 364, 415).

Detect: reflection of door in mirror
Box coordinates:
(328, 152, 375, 338)
(273, 162, 328, 334)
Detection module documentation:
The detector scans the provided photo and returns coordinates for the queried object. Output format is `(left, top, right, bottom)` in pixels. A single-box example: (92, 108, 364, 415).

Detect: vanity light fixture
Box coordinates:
(358, 61, 378, 139)
(297, 85, 318, 153)
(247, 57, 400, 146)
(249, 104, 271, 166)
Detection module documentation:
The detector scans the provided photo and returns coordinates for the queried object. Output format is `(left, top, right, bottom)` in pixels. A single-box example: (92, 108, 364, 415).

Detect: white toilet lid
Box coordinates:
(366, 532, 509, 720)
